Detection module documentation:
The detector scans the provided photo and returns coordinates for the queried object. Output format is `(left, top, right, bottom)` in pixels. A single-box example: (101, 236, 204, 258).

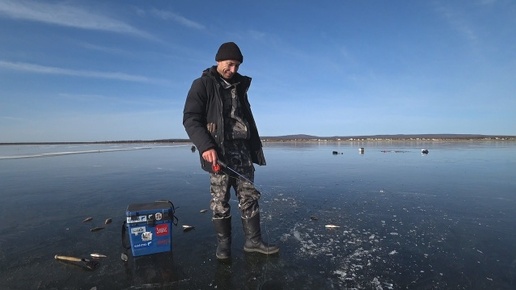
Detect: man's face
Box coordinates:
(216, 60, 241, 80)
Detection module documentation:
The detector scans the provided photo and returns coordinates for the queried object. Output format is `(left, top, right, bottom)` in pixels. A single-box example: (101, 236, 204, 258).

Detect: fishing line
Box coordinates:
(213, 160, 275, 285)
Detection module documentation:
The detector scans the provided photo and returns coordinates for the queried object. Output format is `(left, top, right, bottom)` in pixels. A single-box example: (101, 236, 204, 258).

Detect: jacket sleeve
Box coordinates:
(183, 78, 217, 154)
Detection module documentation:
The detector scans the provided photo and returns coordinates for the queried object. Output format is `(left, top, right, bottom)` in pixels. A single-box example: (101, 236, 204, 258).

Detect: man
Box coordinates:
(183, 42, 279, 259)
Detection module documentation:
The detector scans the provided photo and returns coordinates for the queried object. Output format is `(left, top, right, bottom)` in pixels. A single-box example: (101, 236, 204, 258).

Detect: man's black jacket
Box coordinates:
(183, 66, 266, 172)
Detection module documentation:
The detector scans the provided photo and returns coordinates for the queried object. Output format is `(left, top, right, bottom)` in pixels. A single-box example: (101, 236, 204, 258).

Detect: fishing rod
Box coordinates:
(212, 160, 255, 185)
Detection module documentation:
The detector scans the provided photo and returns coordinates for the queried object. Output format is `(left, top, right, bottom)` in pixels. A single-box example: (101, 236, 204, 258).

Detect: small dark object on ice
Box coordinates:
(90, 253, 107, 258)
(182, 225, 195, 232)
(191, 146, 196, 153)
(421, 149, 429, 154)
(325, 224, 340, 229)
(54, 255, 99, 271)
(90, 227, 105, 232)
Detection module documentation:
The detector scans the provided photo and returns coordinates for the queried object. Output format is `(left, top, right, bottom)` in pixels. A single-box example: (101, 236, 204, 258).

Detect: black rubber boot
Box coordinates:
(213, 216, 232, 259)
(241, 213, 279, 255)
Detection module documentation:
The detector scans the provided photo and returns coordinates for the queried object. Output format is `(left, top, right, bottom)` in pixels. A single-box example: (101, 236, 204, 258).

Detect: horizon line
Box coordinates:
(1, 133, 515, 145)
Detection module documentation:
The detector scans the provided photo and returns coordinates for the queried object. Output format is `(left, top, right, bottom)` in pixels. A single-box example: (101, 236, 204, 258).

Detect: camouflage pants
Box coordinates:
(210, 140, 260, 219)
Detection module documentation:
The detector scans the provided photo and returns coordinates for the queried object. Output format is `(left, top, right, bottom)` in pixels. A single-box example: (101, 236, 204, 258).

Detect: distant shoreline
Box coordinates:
(1, 134, 515, 145)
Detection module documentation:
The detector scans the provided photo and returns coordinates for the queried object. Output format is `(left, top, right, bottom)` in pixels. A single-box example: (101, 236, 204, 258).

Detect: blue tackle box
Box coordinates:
(125, 201, 177, 257)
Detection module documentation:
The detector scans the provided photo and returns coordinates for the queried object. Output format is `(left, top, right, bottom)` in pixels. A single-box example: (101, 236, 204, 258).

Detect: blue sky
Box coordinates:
(1, 0, 515, 142)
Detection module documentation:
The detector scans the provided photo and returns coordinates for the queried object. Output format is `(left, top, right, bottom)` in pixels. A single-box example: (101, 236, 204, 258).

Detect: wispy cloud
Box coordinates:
(1, 116, 25, 122)
(434, 3, 478, 43)
(80, 42, 133, 56)
(151, 9, 205, 30)
(0, 60, 168, 85)
(58, 93, 173, 108)
(0, 0, 155, 39)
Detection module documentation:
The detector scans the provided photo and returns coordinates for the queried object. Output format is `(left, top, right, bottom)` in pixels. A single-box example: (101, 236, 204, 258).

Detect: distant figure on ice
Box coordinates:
(183, 42, 279, 259)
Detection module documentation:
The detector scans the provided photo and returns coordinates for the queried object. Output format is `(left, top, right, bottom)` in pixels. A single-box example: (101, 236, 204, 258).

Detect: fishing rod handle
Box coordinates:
(212, 160, 227, 173)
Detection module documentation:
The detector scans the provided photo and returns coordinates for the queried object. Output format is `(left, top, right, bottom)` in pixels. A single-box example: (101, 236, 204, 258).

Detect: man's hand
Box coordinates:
(202, 148, 218, 167)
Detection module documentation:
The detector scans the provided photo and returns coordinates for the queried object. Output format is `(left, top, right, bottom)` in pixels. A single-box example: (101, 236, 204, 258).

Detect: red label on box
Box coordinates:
(156, 224, 169, 236)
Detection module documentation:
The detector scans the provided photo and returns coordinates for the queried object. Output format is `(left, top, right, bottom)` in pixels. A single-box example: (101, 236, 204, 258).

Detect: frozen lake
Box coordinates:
(0, 141, 515, 289)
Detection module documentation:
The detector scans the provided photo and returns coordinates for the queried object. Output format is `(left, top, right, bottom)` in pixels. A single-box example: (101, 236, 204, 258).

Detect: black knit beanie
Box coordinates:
(215, 42, 243, 63)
